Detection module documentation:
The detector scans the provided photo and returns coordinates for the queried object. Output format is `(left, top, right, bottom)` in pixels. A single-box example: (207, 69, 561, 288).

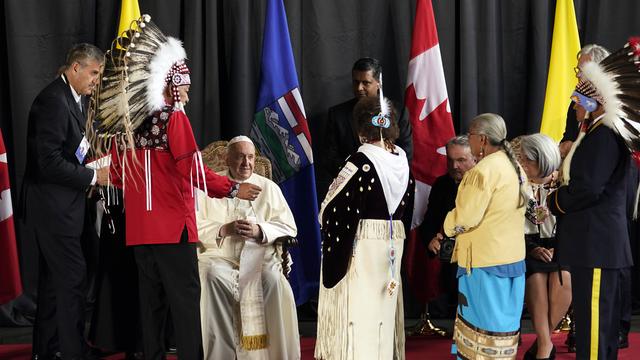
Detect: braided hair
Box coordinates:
(470, 113, 527, 208)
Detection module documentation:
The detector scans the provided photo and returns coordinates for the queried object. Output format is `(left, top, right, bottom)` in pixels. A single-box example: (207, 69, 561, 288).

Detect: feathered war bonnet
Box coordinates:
(570, 37, 640, 164)
(86, 14, 191, 158)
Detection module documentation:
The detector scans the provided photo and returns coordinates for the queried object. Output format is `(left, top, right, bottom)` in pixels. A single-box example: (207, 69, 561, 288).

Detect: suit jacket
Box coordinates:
(323, 98, 413, 181)
(550, 121, 633, 269)
(22, 76, 94, 237)
(420, 173, 458, 248)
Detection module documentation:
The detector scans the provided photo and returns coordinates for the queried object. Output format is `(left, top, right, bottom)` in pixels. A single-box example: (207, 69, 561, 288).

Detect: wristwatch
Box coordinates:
(227, 182, 239, 198)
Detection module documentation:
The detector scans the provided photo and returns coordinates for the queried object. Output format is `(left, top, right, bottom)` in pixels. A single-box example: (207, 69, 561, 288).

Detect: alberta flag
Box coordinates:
(250, 0, 321, 305)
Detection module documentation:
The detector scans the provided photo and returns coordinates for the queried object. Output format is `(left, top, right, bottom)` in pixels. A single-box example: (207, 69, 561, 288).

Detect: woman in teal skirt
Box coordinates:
(441, 113, 528, 359)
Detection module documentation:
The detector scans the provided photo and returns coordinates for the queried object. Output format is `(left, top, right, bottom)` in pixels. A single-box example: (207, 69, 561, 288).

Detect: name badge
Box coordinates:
(75, 136, 90, 164)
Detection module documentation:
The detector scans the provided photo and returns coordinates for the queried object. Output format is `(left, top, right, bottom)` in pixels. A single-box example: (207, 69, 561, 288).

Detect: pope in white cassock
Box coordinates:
(196, 136, 300, 360)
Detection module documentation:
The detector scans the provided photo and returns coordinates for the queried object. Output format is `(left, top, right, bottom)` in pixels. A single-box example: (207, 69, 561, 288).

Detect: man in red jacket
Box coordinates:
(98, 16, 261, 360)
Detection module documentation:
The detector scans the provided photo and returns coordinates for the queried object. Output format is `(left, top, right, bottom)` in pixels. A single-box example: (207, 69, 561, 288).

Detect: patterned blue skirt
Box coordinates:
(453, 268, 525, 359)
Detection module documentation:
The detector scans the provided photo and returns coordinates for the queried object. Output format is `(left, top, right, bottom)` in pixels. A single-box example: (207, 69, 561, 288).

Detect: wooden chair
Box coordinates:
(200, 140, 297, 277)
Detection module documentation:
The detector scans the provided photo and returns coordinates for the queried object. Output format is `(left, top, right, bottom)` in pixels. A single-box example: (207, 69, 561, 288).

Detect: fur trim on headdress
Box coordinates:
(146, 37, 187, 112)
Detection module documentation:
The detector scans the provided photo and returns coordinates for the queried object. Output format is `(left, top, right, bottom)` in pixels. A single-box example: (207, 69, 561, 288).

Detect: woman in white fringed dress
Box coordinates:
(315, 96, 414, 360)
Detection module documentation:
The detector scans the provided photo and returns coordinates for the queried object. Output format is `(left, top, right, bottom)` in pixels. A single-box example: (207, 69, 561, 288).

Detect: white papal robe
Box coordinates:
(196, 171, 300, 360)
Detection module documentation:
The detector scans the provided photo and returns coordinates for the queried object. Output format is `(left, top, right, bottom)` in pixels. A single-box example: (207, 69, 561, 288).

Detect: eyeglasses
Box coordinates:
(573, 66, 582, 78)
(467, 132, 480, 137)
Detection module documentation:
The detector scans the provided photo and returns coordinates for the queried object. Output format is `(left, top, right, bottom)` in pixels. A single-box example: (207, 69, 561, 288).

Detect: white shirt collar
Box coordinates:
(61, 74, 82, 103)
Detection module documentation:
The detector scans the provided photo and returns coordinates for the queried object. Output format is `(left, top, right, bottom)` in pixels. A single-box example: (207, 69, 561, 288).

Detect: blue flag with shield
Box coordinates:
(250, 0, 321, 305)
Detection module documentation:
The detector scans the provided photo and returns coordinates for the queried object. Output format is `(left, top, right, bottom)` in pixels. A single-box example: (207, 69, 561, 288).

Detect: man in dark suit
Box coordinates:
(22, 43, 108, 360)
(554, 44, 612, 354)
(549, 103, 633, 359)
(424, 136, 475, 322)
(323, 57, 413, 183)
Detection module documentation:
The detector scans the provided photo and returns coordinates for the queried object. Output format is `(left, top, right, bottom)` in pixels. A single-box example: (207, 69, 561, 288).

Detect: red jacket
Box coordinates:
(111, 107, 232, 246)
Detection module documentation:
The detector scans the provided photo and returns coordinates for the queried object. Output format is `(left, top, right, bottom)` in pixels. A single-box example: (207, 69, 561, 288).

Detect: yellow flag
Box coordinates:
(540, 0, 581, 141)
(117, 0, 141, 37)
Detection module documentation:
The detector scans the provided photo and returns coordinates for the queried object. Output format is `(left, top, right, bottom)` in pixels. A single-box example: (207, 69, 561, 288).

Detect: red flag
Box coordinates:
(0, 130, 22, 304)
(403, 0, 455, 303)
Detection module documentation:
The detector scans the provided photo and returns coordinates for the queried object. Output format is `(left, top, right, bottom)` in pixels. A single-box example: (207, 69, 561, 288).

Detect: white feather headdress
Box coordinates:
(575, 37, 640, 155)
(87, 14, 189, 156)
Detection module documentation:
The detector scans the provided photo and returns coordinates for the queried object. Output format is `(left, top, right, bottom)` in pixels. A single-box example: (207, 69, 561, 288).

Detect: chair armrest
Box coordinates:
(274, 235, 298, 247)
(273, 236, 297, 279)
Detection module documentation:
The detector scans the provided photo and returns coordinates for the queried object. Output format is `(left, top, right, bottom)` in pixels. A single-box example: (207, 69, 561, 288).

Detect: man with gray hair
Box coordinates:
(557, 43, 611, 353)
(426, 135, 476, 254)
(559, 44, 610, 158)
(423, 135, 476, 323)
(196, 136, 300, 360)
(22, 43, 109, 359)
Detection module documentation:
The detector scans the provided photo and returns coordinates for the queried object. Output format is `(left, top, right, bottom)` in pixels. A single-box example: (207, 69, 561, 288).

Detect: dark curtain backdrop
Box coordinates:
(2, 0, 640, 316)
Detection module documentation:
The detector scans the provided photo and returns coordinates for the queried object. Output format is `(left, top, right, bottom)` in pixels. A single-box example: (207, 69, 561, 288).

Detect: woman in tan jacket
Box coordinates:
(443, 113, 528, 360)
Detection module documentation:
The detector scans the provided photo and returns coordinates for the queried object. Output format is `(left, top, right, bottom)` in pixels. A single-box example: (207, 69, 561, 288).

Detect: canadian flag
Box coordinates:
(0, 129, 22, 304)
(403, 0, 455, 303)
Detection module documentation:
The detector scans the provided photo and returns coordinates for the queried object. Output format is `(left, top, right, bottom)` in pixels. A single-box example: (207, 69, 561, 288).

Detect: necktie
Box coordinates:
(77, 98, 86, 133)
(77, 98, 84, 116)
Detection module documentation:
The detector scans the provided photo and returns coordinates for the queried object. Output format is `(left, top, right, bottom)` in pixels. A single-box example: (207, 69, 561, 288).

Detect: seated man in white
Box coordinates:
(196, 135, 300, 360)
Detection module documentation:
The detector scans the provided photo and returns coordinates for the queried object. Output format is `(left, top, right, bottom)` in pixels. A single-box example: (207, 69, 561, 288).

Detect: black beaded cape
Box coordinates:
(320, 152, 415, 288)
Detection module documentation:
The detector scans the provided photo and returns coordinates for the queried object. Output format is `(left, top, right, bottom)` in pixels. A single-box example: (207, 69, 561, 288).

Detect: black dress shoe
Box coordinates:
(619, 332, 629, 349)
(543, 345, 556, 360)
(526, 342, 556, 360)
